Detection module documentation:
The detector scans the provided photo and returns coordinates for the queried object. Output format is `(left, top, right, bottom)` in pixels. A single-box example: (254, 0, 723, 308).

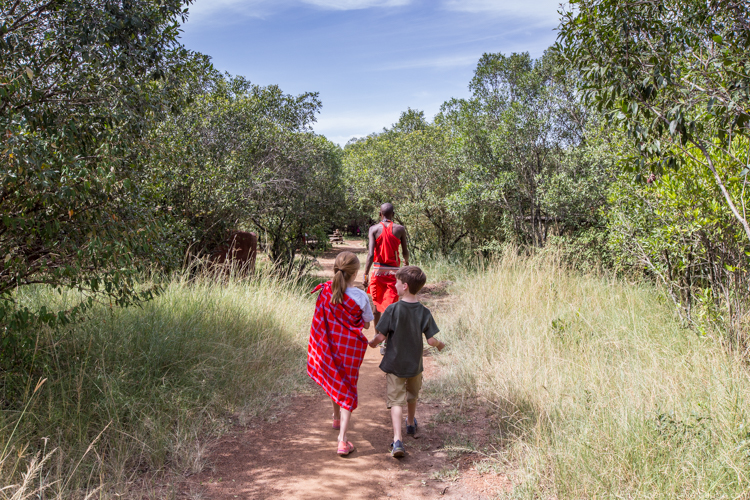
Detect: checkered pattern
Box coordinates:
(307, 281, 368, 412)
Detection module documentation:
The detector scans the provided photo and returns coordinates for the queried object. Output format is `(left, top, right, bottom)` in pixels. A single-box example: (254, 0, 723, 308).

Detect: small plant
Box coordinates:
(430, 465, 459, 482)
(474, 458, 504, 476)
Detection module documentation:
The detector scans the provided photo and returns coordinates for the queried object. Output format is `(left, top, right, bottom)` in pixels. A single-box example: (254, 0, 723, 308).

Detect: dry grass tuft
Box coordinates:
(1, 270, 313, 498)
(432, 250, 750, 498)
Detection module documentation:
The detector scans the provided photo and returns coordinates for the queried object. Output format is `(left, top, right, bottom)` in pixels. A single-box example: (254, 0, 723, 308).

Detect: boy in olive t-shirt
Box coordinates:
(369, 266, 445, 458)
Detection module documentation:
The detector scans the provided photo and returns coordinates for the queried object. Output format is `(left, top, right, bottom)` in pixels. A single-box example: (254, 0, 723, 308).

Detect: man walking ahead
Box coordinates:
(363, 203, 409, 326)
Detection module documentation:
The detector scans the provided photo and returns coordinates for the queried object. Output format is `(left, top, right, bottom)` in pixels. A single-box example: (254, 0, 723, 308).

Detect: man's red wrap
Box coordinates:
(307, 281, 368, 412)
(368, 274, 399, 313)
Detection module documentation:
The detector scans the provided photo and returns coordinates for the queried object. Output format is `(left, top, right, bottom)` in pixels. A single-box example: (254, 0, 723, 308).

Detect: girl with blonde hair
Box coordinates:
(308, 250, 374, 456)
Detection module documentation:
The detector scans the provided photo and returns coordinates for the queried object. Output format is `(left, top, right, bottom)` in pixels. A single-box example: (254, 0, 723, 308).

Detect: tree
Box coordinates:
(248, 133, 345, 275)
(344, 112, 477, 256)
(1, 0, 193, 384)
(151, 74, 344, 274)
(558, 0, 750, 240)
(439, 51, 605, 247)
(607, 142, 750, 330)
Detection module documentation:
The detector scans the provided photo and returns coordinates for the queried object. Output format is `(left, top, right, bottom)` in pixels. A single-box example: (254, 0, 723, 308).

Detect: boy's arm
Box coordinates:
(426, 336, 445, 351)
(369, 332, 386, 348)
(363, 321, 371, 330)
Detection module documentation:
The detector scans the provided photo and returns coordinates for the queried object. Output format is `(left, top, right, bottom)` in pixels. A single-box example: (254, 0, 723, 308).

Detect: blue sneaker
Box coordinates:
(389, 440, 405, 458)
(406, 417, 418, 437)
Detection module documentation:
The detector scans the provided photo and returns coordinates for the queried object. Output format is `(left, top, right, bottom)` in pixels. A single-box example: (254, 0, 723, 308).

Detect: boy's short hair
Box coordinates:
(395, 266, 427, 295)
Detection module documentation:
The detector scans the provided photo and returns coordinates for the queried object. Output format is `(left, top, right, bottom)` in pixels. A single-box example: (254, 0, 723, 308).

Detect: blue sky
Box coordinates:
(179, 0, 563, 145)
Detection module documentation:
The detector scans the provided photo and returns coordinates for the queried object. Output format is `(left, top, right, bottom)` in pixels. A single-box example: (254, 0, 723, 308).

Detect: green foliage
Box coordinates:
(558, 0, 750, 240)
(151, 74, 345, 273)
(249, 133, 345, 274)
(439, 50, 616, 249)
(608, 141, 750, 332)
(344, 111, 479, 255)
(343, 51, 617, 260)
(0, 0, 194, 394)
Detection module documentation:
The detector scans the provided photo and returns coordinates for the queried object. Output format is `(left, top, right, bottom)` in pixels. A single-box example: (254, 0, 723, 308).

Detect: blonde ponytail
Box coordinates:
(330, 251, 360, 305)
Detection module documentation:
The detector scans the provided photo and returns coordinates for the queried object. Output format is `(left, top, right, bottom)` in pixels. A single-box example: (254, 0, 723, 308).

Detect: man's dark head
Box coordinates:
(380, 202, 394, 219)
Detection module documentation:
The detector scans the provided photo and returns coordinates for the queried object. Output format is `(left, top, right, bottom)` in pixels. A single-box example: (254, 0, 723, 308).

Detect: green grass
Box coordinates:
(0, 272, 313, 499)
(430, 250, 750, 499)
(5, 249, 750, 499)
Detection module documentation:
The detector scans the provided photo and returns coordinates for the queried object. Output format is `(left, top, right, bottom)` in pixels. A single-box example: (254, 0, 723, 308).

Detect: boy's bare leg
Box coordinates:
(390, 405, 404, 443)
(406, 400, 417, 425)
(338, 409, 352, 443)
(332, 399, 340, 420)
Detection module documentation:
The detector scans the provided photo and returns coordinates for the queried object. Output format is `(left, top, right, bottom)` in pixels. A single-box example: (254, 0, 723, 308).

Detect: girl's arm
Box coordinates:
(363, 321, 371, 329)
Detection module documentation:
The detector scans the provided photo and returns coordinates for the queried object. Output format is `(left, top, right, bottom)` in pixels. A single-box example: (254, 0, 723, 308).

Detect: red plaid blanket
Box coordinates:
(307, 281, 368, 412)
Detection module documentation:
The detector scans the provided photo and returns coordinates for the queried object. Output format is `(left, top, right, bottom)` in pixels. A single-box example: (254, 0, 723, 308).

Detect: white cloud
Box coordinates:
(378, 54, 478, 71)
(314, 110, 402, 145)
(302, 0, 411, 9)
(442, 0, 565, 22)
(187, 0, 411, 21)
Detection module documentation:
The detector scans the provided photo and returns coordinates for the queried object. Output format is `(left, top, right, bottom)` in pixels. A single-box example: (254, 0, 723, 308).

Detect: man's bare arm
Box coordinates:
(399, 228, 409, 266)
(363, 227, 376, 286)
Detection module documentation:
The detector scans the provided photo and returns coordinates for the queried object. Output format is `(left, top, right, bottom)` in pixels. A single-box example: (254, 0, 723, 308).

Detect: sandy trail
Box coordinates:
(185, 241, 484, 500)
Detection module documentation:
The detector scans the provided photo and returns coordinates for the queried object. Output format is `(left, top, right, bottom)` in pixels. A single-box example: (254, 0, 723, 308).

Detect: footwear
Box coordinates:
(337, 440, 354, 456)
(406, 417, 418, 436)
(332, 414, 340, 430)
(389, 440, 405, 458)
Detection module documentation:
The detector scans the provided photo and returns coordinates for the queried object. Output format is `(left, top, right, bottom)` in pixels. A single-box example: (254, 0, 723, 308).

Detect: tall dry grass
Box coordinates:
(432, 250, 750, 498)
(0, 271, 313, 499)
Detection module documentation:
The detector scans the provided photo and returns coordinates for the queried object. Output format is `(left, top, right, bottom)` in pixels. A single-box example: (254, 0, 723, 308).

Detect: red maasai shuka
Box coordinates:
(307, 281, 368, 412)
(368, 274, 399, 313)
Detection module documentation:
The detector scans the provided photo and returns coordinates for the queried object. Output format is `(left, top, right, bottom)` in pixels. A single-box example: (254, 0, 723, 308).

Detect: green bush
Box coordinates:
(607, 142, 750, 335)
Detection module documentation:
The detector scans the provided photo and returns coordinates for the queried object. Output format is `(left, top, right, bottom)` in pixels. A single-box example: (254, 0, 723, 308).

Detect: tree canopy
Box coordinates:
(558, 0, 750, 239)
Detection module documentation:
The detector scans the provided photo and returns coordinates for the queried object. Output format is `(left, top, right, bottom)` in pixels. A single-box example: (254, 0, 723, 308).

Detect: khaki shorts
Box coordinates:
(386, 373, 423, 408)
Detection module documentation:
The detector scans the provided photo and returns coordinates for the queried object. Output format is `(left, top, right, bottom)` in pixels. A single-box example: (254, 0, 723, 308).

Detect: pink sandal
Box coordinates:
(337, 441, 354, 456)
(332, 416, 340, 430)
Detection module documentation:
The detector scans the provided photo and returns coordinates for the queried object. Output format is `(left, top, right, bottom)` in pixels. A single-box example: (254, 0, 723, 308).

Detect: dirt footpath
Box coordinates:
(183, 241, 488, 500)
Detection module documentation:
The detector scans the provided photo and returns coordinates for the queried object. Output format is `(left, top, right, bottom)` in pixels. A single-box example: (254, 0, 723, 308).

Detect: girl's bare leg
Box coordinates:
(332, 399, 341, 420)
(338, 408, 352, 443)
